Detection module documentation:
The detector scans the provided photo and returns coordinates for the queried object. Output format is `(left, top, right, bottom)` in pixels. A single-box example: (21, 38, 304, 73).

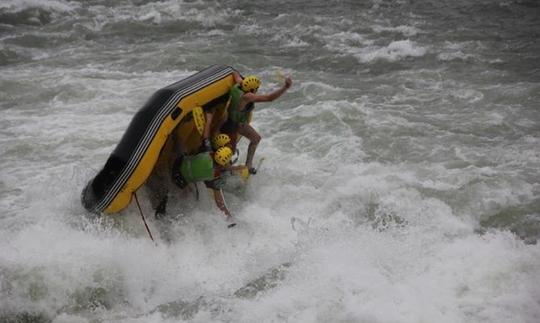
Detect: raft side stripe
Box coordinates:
(96, 68, 230, 211)
(94, 66, 233, 212)
(96, 67, 232, 211)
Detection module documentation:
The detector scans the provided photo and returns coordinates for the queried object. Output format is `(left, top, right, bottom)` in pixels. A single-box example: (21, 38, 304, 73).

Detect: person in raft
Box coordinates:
(171, 133, 244, 228)
(220, 71, 292, 174)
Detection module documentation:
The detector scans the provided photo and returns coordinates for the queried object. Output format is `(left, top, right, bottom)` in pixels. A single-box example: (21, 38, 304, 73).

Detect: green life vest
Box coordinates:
(180, 152, 215, 183)
(228, 84, 249, 124)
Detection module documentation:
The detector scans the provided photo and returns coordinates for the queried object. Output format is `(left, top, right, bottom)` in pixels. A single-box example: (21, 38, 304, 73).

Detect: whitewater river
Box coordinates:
(1, 0, 539, 322)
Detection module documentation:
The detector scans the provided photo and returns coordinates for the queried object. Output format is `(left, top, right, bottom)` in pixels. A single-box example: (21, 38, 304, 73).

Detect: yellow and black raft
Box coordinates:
(82, 65, 237, 214)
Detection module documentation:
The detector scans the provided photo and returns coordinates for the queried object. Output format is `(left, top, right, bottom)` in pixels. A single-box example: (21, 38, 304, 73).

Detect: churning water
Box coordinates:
(1, 0, 540, 322)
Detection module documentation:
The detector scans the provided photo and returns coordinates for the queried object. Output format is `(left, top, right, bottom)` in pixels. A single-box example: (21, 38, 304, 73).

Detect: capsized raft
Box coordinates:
(82, 65, 236, 214)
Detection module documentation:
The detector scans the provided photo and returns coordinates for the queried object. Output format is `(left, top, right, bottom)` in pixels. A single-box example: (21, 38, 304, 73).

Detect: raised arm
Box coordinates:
(232, 71, 243, 84)
(244, 76, 292, 103)
(201, 111, 214, 151)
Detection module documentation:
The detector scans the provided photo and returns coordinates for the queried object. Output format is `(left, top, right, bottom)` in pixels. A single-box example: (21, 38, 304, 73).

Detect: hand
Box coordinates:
(172, 157, 186, 188)
(284, 76, 292, 89)
(226, 216, 237, 228)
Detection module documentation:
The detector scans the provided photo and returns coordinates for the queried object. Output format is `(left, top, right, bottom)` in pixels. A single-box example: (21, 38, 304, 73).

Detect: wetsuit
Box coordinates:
(221, 84, 255, 134)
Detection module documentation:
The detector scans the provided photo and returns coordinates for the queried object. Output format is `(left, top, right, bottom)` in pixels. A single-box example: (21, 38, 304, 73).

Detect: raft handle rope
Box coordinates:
(134, 192, 155, 242)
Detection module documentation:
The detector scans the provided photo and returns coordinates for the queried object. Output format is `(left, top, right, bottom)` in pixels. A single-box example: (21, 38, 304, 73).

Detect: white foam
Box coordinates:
(230, 223, 540, 323)
(323, 31, 373, 54)
(0, 0, 77, 13)
(373, 25, 421, 37)
(356, 40, 427, 63)
(3, 83, 540, 322)
(2, 7, 540, 321)
(438, 51, 475, 61)
(271, 34, 310, 48)
(450, 88, 484, 102)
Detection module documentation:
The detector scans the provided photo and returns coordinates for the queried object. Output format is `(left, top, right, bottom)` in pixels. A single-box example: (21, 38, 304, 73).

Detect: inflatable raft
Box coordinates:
(82, 65, 237, 214)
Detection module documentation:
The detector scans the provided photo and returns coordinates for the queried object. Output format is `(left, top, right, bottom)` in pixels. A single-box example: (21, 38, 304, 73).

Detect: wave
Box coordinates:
(0, 0, 235, 30)
(355, 40, 427, 63)
(0, 0, 78, 26)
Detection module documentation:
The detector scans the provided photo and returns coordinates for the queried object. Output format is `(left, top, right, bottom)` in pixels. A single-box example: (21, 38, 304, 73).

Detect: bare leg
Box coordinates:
(204, 111, 213, 140)
(237, 123, 261, 169)
(146, 134, 177, 218)
(146, 167, 169, 218)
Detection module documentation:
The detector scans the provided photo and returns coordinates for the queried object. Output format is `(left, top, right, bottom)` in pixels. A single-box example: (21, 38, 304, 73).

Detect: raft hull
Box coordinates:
(82, 65, 235, 214)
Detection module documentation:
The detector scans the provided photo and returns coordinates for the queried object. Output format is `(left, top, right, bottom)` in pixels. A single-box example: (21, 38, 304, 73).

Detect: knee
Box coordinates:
(251, 134, 261, 145)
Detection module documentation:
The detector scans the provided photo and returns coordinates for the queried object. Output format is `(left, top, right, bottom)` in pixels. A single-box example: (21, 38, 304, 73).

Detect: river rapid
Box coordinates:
(1, 0, 540, 322)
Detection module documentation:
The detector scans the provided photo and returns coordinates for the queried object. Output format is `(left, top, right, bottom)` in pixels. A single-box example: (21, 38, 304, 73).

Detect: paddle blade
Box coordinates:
(192, 106, 205, 136)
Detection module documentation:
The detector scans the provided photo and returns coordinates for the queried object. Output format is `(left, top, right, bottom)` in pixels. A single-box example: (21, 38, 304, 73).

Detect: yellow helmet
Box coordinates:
(214, 146, 233, 166)
(241, 75, 260, 93)
(212, 133, 231, 150)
